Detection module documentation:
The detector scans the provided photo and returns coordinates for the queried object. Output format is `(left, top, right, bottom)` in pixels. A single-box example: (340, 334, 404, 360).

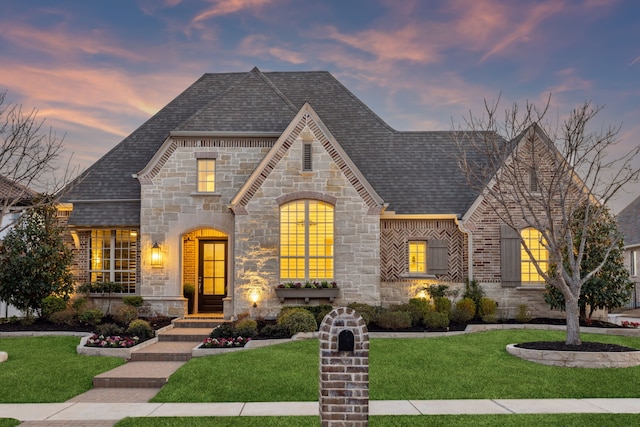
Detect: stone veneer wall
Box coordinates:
(234, 134, 381, 317)
(138, 138, 274, 316)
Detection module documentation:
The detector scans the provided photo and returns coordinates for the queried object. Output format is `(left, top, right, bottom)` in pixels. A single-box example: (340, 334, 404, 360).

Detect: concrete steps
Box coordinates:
(93, 317, 223, 388)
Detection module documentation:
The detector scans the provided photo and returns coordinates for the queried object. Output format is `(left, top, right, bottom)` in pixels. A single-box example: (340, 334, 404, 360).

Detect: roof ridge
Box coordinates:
(253, 68, 297, 112)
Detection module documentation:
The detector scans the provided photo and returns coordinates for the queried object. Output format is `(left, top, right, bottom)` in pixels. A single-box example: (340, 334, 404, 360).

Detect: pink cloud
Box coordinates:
(192, 0, 277, 23)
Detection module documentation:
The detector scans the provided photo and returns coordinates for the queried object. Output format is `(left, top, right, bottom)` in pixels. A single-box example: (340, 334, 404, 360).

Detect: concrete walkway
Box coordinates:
(2, 398, 640, 424)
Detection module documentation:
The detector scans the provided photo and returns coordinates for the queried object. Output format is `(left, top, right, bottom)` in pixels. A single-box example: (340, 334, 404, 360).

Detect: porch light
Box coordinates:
(151, 242, 162, 267)
(251, 290, 259, 308)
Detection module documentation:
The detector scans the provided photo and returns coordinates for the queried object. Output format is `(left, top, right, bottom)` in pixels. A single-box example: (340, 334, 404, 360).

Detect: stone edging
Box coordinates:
(506, 344, 640, 368)
(75, 324, 175, 359)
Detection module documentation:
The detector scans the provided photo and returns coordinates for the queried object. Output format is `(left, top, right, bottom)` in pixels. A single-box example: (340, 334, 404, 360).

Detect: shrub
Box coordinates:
(516, 304, 531, 323)
(481, 313, 498, 323)
(259, 323, 290, 338)
(49, 308, 76, 326)
(450, 298, 476, 324)
(78, 308, 104, 326)
(424, 311, 450, 329)
(409, 297, 431, 316)
(433, 297, 451, 315)
(71, 297, 88, 312)
(304, 304, 333, 325)
(347, 302, 382, 326)
(427, 284, 449, 299)
(377, 309, 412, 330)
(390, 303, 424, 326)
(210, 322, 239, 338)
(235, 318, 258, 338)
(277, 308, 317, 334)
(127, 319, 154, 340)
(462, 279, 485, 310)
(478, 297, 498, 317)
(95, 322, 124, 336)
(114, 304, 138, 326)
(41, 295, 67, 319)
(122, 296, 144, 308)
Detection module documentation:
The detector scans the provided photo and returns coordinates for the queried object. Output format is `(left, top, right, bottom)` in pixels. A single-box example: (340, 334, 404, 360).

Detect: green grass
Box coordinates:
(115, 414, 640, 427)
(152, 330, 640, 402)
(0, 420, 19, 427)
(0, 336, 124, 402)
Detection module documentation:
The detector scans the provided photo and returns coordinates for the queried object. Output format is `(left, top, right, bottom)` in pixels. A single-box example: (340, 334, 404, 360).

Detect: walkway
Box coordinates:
(3, 398, 640, 425)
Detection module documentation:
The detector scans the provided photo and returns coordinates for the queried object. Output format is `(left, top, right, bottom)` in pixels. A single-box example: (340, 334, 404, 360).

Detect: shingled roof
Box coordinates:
(618, 195, 640, 247)
(64, 68, 488, 226)
(0, 175, 35, 204)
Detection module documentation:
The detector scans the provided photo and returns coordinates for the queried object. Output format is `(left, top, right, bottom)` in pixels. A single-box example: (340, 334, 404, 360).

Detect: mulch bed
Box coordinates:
(516, 341, 639, 352)
(0, 316, 175, 333)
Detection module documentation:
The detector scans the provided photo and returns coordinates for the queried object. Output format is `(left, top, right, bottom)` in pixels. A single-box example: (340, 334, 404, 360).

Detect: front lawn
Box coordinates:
(152, 330, 640, 402)
(0, 336, 124, 402)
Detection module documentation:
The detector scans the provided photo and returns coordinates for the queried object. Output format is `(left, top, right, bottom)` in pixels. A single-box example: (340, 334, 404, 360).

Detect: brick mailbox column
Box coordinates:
(319, 307, 369, 426)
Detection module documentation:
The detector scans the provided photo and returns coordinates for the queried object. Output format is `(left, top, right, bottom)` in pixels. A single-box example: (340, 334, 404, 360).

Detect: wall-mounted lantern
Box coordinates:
(151, 242, 162, 267)
(250, 290, 259, 307)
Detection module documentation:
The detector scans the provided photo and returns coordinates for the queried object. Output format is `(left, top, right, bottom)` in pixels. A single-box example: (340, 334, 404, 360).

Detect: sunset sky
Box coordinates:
(1, 0, 638, 212)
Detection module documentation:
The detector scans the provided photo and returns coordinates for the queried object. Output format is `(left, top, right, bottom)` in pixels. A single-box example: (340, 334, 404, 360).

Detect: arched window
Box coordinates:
(280, 200, 334, 281)
(520, 227, 548, 284)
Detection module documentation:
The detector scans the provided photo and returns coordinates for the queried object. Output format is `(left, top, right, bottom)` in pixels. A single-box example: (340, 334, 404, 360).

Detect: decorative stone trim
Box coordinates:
(506, 344, 640, 368)
(275, 287, 339, 303)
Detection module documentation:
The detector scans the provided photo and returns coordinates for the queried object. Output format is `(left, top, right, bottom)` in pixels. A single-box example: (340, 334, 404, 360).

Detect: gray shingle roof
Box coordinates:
(0, 175, 35, 204)
(64, 68, 489, 226)
(618, 195, 640, 247)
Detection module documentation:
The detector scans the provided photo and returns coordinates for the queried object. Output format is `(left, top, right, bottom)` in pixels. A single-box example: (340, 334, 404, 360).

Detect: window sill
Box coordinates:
(516, 285, 546, 291)
(191, 192, 221, 197)
(400, 273, 437, 280)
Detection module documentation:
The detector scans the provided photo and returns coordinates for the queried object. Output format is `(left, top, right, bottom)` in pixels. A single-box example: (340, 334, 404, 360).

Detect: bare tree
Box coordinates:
(0, 91, 73, 235)
(454, 95, 640, 345)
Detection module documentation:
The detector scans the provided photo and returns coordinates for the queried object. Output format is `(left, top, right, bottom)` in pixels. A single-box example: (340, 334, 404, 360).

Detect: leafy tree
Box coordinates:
(544, 202, 632, 321)
(0, 198, 74, 317)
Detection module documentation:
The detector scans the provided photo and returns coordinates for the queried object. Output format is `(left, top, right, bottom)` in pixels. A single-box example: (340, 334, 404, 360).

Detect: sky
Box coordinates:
(0, 0, 638, 212)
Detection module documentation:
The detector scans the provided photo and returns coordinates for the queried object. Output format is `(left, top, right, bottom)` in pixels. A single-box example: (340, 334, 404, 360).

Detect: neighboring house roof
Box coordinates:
(618, 195, 640, 247)
(64, 67, 494, 226)
(0, 175, 35, 205)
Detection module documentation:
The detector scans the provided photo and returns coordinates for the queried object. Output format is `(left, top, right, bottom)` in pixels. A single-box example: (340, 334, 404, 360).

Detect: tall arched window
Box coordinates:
(520, 227, 548, 284)
(280, 200, 334, 281)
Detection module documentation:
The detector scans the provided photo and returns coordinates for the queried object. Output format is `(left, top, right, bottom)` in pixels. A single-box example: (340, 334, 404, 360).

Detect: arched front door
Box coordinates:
(198, 240, 227, 313)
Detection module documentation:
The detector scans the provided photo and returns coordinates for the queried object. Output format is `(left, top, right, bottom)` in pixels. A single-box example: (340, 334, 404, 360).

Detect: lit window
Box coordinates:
(89, 230, 138, 293)
(280, 200, 333, 281)
(408, 241, 426, 273)
(521, 227, 548, 284)
(197, 159, 216, 192)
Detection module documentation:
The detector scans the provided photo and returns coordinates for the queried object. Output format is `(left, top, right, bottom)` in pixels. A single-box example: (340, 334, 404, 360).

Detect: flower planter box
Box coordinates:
(275, 288, 339, 304)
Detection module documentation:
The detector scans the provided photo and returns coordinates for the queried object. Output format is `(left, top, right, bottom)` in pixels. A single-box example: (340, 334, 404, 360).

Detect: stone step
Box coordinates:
(93, 361, 185, 388)
(158, 327, 211, 342)
(172, 318, 225, 329)
(130, 341, 197, 362)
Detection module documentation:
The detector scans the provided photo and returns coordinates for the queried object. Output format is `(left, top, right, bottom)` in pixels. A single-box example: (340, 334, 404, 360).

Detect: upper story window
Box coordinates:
(520, 227, 548, 284)
(280, 200, 334, 281)
(197, 159, 216, 192)
(89, 229, 138, 293)
(529, 168, 538, 192)
(408, 241, 426, 273)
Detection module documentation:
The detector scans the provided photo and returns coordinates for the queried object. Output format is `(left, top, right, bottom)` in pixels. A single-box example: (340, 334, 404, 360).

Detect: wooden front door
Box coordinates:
(198, 240, 227, 313)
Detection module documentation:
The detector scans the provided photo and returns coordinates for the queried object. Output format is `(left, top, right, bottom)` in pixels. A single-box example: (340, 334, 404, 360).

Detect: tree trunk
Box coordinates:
(565, 293, 582, 345)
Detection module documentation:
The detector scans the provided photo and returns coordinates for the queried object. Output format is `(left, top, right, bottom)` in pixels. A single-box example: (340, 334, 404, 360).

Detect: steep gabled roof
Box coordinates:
(618, 195, 640, 247)
(0, 175, 35, 204)
(65, 68, 493, 226)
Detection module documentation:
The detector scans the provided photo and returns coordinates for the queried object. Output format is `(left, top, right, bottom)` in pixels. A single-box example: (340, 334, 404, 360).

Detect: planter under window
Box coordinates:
(275, 288, 339, 304)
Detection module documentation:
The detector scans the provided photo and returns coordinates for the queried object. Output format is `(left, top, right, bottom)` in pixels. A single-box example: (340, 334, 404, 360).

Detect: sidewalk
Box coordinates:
(2, 398, 640, 423)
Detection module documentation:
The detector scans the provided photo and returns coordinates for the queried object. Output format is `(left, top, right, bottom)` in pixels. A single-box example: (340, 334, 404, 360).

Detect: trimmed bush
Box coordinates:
(409, 297, 431, 315)
(259, 323, 290, 338)
(516, 304, 531, 323)
(95, 322, 124, 336)
(433, 297, 451, 315)
(277, 308, 317, 334)
(450, 298, 476, 324)
(235, 318, 258, 338)
(127, 319, 154, 340)
(49, 308, 76, 326)
(478, 297, 498, 317)
(71, 297, 88, 312)
(377, 310, 412, 330)
(41, 295, 67, 319)
(122, 296, 144, 308)
(390, 303, 424, 326)
(113, 304, 138, 326)
(210, 322, 238, 338)
(347, 302, 383, 326)
(424, 311, 450, 329)
(78, 308, 104, 326)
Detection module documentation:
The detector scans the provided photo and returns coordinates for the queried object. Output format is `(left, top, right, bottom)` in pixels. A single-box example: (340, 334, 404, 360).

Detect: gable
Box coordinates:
(618, 195, 640, 247)
(230, 103, 383, 215)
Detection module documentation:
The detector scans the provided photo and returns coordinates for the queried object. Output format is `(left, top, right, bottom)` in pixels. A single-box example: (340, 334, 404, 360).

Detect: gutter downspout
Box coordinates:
(456, 218, 473, 281)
